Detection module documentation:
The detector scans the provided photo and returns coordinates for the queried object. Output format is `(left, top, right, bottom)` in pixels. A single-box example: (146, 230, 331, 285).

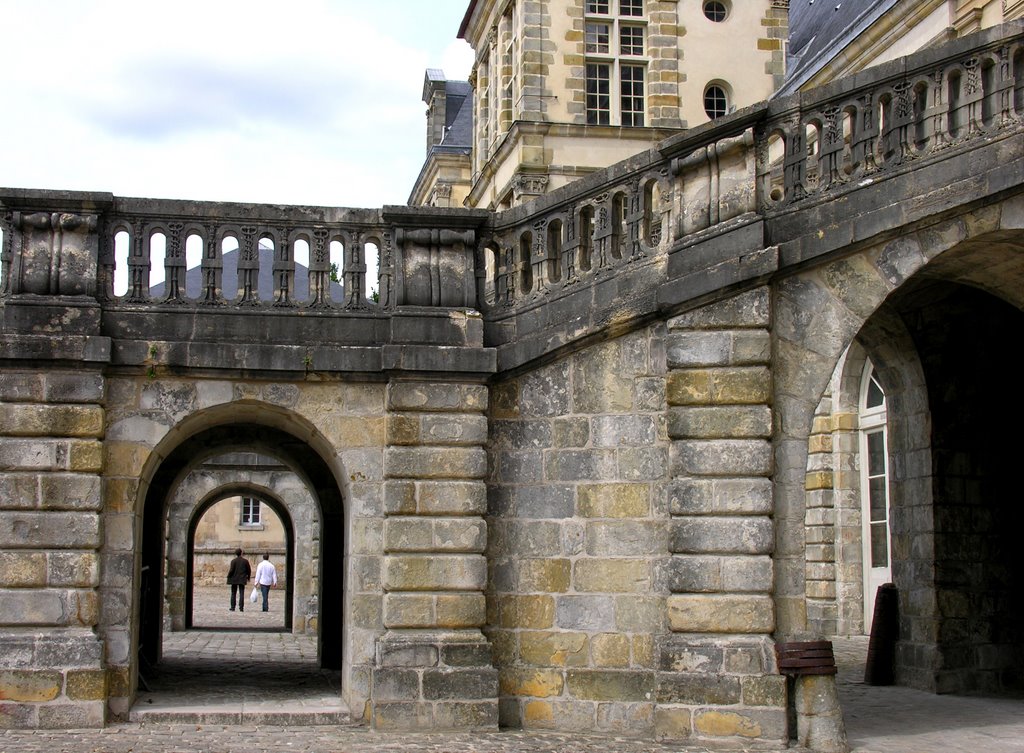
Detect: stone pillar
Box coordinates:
(0, 367, 107, 729)
(371, 381, 497, 730)
(657, 287, 786, 746)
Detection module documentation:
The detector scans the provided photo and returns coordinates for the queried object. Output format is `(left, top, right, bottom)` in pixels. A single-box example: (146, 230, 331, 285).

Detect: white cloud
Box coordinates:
(0, 0, 475, 207)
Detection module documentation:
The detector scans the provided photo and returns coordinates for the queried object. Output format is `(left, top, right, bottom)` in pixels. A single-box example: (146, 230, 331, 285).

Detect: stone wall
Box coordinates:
(487, 326, 668, 736)
(0, 367, 108, 728)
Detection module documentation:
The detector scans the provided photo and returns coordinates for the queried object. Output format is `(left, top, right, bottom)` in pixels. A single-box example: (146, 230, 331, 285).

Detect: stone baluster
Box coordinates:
(273, 227, 295, 307)
(373, 381, 497, 730)
(125, 221, 149, 303)
(306, 227, 332, 309)
(343, 232, 366, 310)
(659, 286, 784, 745)
(1, 211, 12, 297)
(199, 226, 223, 305)
(162, 222, 186, 303)
(237, 225, 260, 306)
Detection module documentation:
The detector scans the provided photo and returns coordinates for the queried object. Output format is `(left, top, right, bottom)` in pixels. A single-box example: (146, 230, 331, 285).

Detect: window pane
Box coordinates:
(869, 477, 887, 522)
(586, 22, 610, 53)
(621, 64, 645, 126)
(586, 63, 611, 125)
(703, 1, 727, 22)
(586, 0, 610, 14)
(620, 0, 643, 16)
(866, 430, 885, 476)
(704, 85, 727, 119)
(866, 369, 885, 408)
(870, 522, 889, 567)
(620, 25, 644, 56)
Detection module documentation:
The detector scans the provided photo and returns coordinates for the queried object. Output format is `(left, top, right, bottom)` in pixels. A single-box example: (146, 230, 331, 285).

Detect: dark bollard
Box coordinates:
(864, 582, 898, 685)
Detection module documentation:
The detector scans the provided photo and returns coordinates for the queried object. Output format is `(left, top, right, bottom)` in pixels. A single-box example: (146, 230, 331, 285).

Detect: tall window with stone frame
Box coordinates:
(585, 0, 647, 126)
(240, 497, 261, 526)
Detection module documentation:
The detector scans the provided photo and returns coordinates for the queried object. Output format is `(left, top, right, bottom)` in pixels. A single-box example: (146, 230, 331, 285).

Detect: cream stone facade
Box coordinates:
(458, 0, 788, 209)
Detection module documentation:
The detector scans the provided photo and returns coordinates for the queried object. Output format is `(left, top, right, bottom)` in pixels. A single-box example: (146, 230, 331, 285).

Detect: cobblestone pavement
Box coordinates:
(2, 629, 1022, 752)
(191, 584, 290, 631)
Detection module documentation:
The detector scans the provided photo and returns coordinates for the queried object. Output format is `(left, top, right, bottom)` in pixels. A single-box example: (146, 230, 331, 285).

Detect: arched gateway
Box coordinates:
(1, 21, 1023, 749)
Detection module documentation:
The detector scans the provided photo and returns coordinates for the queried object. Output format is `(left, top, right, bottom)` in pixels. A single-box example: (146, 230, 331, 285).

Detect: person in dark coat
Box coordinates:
(226, 548, 251, 612)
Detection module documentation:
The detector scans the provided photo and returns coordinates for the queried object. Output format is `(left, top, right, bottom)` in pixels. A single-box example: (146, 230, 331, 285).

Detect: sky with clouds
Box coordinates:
(0, 0, 475, 208)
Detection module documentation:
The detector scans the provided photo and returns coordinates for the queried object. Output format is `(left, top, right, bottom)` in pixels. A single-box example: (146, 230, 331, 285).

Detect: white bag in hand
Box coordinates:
(250, 586, 259, 604)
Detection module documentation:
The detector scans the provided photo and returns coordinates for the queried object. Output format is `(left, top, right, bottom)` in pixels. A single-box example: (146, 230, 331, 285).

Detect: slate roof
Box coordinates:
(780, 0, 901, 96)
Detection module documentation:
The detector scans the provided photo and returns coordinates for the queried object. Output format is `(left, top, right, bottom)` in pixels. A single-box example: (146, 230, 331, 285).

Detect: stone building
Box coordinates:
(1, 5, 1023, 752)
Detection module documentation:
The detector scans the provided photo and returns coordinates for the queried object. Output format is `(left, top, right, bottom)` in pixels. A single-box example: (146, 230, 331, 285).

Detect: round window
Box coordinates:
(704, 84, 728, 120)
(703, 1, 728, 22)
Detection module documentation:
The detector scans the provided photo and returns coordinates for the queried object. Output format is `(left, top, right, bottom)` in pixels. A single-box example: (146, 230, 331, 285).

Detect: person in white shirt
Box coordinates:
(253, 553, 278, 612)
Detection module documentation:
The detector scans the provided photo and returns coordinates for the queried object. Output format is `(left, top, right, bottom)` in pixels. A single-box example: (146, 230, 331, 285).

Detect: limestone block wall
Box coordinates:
(486, 326, 670, 736)
(661, 287, 784, 745)
(0, 368, 108, 728)
(371, 381, 497, 730)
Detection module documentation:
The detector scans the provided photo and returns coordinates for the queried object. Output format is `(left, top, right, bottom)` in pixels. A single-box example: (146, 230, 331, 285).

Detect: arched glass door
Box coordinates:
(859, 361, 892, 630)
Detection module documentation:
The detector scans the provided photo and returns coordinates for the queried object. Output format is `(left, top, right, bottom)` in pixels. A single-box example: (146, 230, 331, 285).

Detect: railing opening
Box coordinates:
(579, 206, 594, 272)
(519, 231, 533, 294)
(948, 71, 964, 139)
(546, 220, 562, 285)
(294, 238, 310, 304)
(149, 232, 167, 295)
(365, 240, 380, 303)
(114, 230, 130, 297)
(329, 240, 344, 301)
(221, 236, 239, 303)
(185, 234, 203, 299)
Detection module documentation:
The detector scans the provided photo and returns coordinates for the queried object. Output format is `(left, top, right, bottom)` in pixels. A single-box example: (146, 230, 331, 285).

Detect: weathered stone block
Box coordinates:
(591, 633, 631, 668)
(573, 559, 650, 593)
(667, 595, 775, 633)
(578, 484, 650, 518)
(378, 643, 438, 668)
(519, 631, 589, 667)
(657, 674, 740, 704)
(0, 473, 38, 509)
(499, 594, 555, 629)
(591, 415, 656, 447)
(383, 554, 486, 591)
(693, 708, 786, 742)
(666, 331, 734, 367)
(39, 474, 102, 511)
(388, 383, 488, 412)
(383, 593, 434, 628)
(47, 553, 99, 588)
(669, 517, 773, 555)
(0, 553, 47, 587)
(423, 667, 497, 700)
(384, 518, 434, 552)
(436, 593, 486, 627)
(441, 642, 493, 668)
(36, 701, 105, 729)
(516, 559, 571, 593)
(668, 406, 771, 439)
(0, 671, 62, 702)
(666, 367, 770, 406)
(0, 512, 100, 549)
(0, 405, 103, 438)
(372, 668, 421, 701)
(671, 440, 772, 477)
(65, 669, 107, 701)
(556, 595, 615, 631)
(741, 675, 786, 706)
(500, 667, 565, 698)
(416, 481, 487, 516)
(565, 669, 654, 701)
(666, 478, 773, 515)
(614, 596, 665, 633)
(654, 706, 692, 739)
(585, 521, 666, 556)
(659, 643, 724, 673)
(385, 447, 487, 480)
(432, 699, 499, 729)
(545, 450, 618, 482)
(371, 701, 432, 730)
